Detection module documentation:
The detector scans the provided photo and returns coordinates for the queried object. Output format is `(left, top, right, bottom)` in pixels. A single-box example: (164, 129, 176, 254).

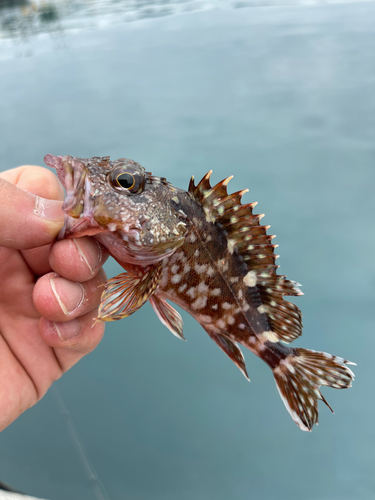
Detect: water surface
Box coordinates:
(0, 2, 374, 499)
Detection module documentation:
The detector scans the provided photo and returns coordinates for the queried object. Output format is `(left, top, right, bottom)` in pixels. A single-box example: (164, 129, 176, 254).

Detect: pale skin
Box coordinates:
(0, 165, 109, 432)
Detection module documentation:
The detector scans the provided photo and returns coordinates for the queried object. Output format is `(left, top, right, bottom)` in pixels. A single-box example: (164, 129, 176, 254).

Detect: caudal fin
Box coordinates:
(273, 348, 355, 431)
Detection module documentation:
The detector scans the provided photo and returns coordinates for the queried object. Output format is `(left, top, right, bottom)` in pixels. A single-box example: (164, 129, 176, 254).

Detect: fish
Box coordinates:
(44, 153, 355, 431)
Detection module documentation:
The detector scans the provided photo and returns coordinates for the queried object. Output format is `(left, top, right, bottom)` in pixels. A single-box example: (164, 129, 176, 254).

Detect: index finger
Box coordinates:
(0, 178, 63, 250)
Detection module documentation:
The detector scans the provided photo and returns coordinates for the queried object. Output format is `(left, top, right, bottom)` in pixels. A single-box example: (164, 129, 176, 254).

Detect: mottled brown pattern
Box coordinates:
(45, 154, 355, 431)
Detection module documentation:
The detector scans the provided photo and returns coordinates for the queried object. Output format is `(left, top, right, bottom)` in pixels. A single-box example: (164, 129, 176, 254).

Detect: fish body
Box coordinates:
(45, 154, 355, 431)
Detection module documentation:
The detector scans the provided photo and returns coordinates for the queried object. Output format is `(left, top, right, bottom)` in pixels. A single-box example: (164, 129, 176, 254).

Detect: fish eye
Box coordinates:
(116, 172, 135, 190)
(109, 166, 144, 194)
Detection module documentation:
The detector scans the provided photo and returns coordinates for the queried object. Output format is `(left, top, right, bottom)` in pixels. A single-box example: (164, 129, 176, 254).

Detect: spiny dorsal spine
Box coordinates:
(189, 171, 303, 343)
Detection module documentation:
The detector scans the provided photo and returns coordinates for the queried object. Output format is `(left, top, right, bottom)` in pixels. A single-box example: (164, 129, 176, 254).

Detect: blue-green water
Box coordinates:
(0, 2, 374, 499)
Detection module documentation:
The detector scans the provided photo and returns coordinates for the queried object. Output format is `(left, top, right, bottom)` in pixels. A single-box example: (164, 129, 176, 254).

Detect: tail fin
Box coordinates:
(273, 348, 355, 431)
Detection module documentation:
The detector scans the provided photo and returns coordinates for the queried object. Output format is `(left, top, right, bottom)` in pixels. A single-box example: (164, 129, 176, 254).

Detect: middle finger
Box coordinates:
(33, 269, 107, 323)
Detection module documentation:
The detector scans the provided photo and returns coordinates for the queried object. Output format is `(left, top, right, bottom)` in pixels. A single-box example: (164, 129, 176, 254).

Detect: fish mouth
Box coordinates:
(44, 154, 103, 239)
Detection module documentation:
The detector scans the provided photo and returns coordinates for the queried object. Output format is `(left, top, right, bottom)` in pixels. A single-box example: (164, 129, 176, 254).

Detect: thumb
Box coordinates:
(0, 177, 64, 250)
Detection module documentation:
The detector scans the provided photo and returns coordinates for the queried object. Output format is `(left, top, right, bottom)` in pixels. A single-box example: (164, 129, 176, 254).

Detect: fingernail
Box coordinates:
(50, 277, 84, 315)
(73, 238, 101, 275)
(54, 320, 81, 340)
(34, 196, 64, 221)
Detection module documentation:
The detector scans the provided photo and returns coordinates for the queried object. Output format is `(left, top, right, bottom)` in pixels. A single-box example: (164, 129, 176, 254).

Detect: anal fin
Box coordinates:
(97, 263, 163, 322)
(149, 294, 185, 340)
(205, 328, 249, 381)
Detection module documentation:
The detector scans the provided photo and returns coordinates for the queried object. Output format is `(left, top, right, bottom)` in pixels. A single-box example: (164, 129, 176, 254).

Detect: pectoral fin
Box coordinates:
(97, 263, 163, 322)
(205, 327, 249, 380)
(149, 293, 185, 340)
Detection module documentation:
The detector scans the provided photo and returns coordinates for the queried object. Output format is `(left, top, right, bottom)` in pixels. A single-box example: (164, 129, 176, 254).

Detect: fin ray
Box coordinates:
(97, 263, 163, 322)
(149, 294, 185, 340)
(204, 327, 249, 380)
(189, 171, 304, 344)
(273, 348, 355, 431)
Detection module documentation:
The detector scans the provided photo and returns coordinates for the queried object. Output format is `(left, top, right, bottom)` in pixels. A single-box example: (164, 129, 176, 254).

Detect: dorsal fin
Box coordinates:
(189, 172, 303, 343)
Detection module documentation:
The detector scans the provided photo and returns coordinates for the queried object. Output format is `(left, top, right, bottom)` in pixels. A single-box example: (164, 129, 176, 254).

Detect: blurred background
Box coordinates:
(0, 1, 374, 499)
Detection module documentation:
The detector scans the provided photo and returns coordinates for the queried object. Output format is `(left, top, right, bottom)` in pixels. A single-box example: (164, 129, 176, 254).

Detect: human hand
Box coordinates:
(0, 165, 109, 431)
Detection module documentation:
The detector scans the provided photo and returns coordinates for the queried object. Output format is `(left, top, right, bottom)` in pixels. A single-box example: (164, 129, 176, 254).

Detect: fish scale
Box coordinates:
(44, 153, 355, 432)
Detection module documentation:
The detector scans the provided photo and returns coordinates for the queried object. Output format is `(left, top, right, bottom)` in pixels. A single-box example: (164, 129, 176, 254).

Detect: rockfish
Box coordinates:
(44, 154, 355, 431)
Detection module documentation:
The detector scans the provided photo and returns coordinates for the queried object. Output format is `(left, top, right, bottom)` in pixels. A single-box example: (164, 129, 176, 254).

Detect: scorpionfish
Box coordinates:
(45, 154, 355, 431)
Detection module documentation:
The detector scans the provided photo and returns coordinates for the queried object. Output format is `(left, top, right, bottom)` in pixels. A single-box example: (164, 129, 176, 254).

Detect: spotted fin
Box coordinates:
(189, 172, 303, 343)
(273, 348, 355, 431)
(149, 294, 185, 340)
(97, 263, 163, 322)
(204, 327, 249, 380)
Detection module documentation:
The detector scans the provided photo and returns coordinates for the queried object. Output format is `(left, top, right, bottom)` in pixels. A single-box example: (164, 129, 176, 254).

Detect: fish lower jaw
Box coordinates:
(58, 214, 104, 239)
(94, 232, 179, 266)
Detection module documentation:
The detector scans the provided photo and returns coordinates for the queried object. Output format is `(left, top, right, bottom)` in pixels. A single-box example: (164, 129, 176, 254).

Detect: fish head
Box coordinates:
(44, 154, 188, 264)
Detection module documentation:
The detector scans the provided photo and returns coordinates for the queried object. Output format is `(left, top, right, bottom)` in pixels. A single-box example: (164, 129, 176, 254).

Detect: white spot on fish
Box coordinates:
(217, 259, 229, 272)
(273, 366, 284, 377)
(239, 323, 246, 330)
(238, 289, 243, 300)
(217, 319, 226, 329)
(159, 272, 168, 288)
(187, 287, 196, 299)
(178, 284, 187, 293)
(183, 263, 191, 274)
(210, 288, 221, 296)
(188, 232, 197, 243)
(212, 304, 218, 310)
(172, 196, 179, 203)
(244, 271, 257, 287)
(194, 249, 200, 258)
(227, 239, 236, 254)
(257, 305, 268, 314)
(198, 282, 209, 294)
(222, 302, 233, 310)
(192, 296, 208, 310)
(258, 330, 279, 342)
(195, 263, 208, 274)
(243, 303, 250, 312)
(198, 314, 212, 323)
(171, 264, 179, 274)
(230, 277, 239, 283)
(287, 364, 296, 375)
(171, 274, 181, 284)
(227, 316, 235, 325)
(204, 208, 215, 223)
(207, 267, 215, 277)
